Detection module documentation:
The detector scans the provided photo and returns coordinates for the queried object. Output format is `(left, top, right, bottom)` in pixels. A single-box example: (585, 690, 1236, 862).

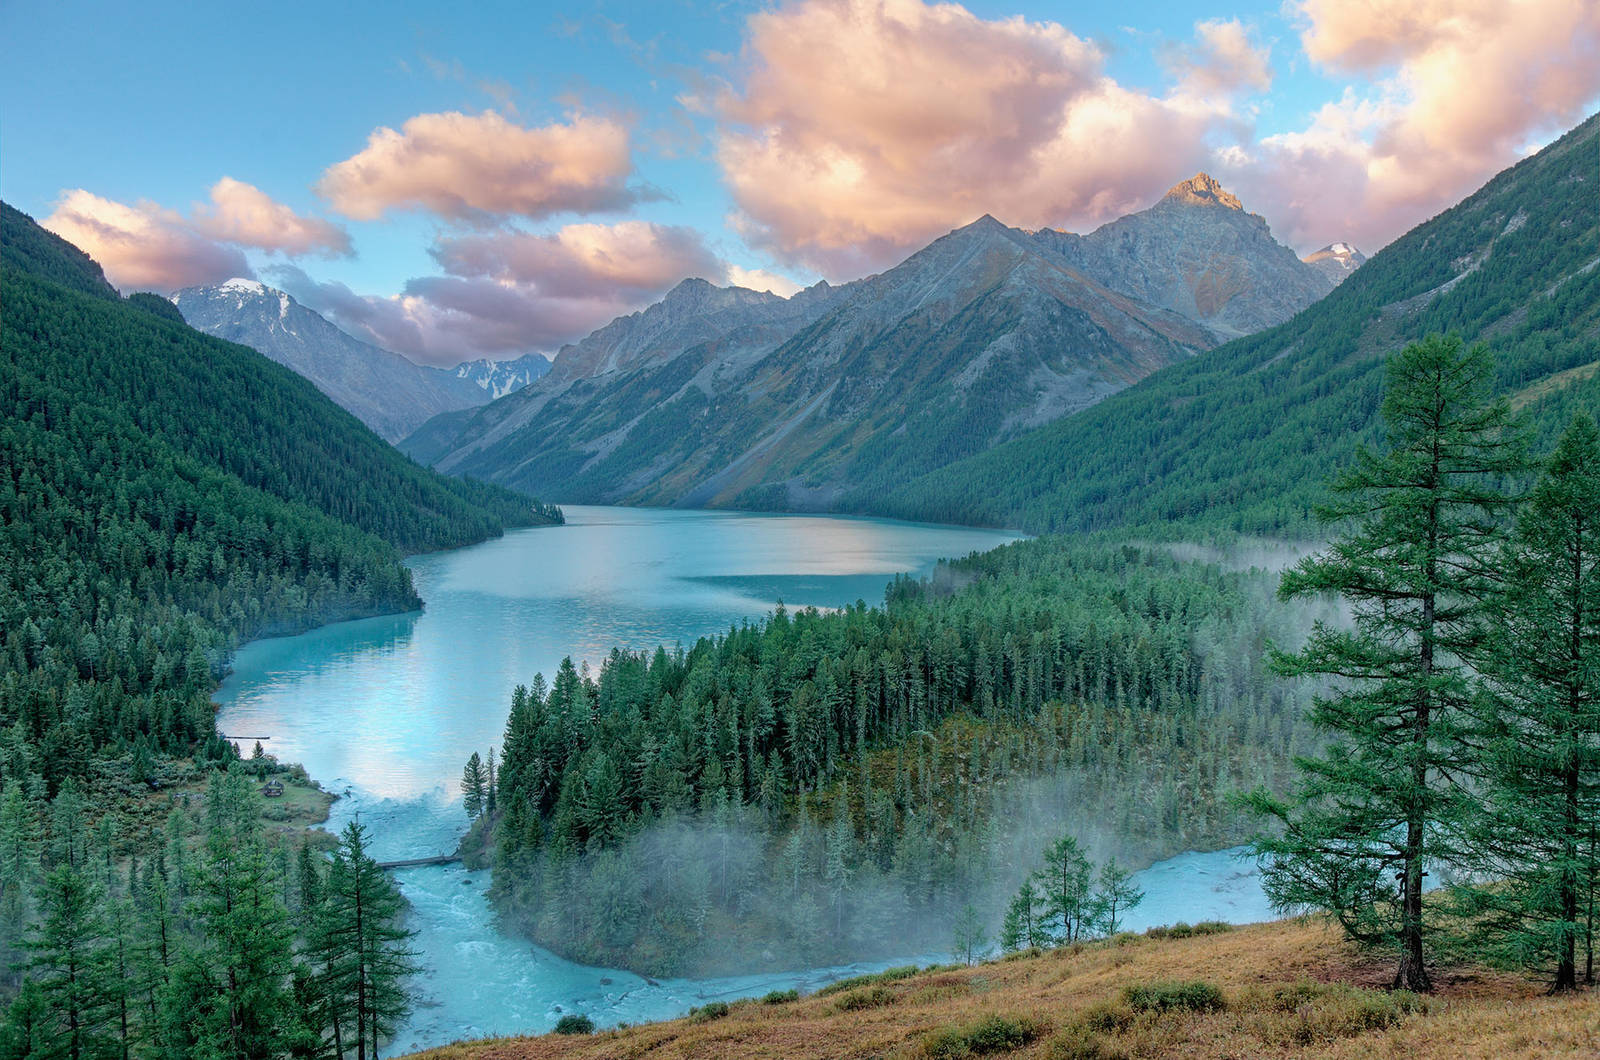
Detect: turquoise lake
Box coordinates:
(215, 506, 1271, 1053)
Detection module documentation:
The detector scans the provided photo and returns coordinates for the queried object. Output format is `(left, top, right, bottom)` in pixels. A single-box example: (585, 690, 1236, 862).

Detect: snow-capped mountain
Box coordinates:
(1301, 242, 1368, 285)
(173, 279, 491, 442)
(452, 353, 551, 400)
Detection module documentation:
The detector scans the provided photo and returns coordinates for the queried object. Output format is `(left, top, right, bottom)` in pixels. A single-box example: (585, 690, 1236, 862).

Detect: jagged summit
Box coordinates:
(1162, 173, 1244, 211)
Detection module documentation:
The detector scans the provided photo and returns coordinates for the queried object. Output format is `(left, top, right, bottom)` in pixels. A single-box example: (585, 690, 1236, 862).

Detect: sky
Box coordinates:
(4, 0, 1598, 366)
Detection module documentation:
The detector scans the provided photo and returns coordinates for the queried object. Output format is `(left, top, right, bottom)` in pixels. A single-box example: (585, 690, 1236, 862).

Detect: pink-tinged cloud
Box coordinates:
(1227, 0, 1600, 252)
(712, 0, 1234, 276)
(42, 189, 252, 292)
(275, 221, 756, 365)
(317, 110, 645, 222)
(195, 177, 352, 257)
(1168, 19, 1273, 97)
(431, 221, 723, 298)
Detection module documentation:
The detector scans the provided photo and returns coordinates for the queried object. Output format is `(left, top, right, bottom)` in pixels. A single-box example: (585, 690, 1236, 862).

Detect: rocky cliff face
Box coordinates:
(1034, 173, 1333, 339)
(174, 279, 489, 441)
(1302, 242, 1368, 285)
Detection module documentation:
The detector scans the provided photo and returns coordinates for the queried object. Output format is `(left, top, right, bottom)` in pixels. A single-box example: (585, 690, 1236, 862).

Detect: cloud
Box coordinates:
(275, 220, 747, 365)
(431, 221, 723, 297)
(195, 177, 352, 257)
(1225, 0, 1600, 251)
(40, 181, 352, 292)
(1166, 19, 1273, 97)
(725, 265, 803, 296)
(711, 0, 1238, 275)
(317, 110, 646, 222)
(42, 189, 253, 292)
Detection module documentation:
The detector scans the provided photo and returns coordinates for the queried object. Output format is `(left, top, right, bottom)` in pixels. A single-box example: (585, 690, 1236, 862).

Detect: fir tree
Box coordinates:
(1250, 335, 1525, 990)
(461, 754, 488, 821)
(24, 864, 113, 1060)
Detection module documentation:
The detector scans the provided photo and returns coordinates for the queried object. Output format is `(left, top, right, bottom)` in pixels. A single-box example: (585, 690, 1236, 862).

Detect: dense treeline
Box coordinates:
(469, 537, 1320, 975)
(862, 112, 1599, 536)
(1253, 335, 1600, 993)
(0, 769, 414, 1060)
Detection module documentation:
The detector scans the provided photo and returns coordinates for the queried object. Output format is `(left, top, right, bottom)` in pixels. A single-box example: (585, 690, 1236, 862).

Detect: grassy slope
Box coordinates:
(410, 919, 1598, 1059)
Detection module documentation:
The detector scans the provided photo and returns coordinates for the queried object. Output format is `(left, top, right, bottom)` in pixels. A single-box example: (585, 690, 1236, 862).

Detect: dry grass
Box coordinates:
(405, 918, 1600, 1060)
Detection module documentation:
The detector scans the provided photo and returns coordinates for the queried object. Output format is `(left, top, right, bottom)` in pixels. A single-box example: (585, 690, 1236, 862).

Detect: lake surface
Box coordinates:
(215, 505, 1273, 1053)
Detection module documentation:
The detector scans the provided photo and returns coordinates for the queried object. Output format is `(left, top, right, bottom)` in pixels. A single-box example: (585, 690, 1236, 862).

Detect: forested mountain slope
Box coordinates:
(405, 178, 1327, 510)
(864, 112, 1600, 535)
(0, 202, 560, 793)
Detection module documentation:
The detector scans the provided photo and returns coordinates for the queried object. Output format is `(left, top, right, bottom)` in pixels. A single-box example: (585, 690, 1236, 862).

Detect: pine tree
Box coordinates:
(24, 864, 113, 1060)
(951, 902, 988, 966)
(1034, 834, 1094, 944)
(173, 770, 297, 1060)
(1249, 335, 1525, 990)
(1091, 857, 1143, 937)
(999, 877, 1045, 951)
(317, 822, 417, 1060)
(1459, 415, 1600, 990)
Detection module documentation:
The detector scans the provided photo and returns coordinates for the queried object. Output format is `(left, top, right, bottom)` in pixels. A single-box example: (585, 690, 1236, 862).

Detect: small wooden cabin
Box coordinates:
(262, 779, 285, 798)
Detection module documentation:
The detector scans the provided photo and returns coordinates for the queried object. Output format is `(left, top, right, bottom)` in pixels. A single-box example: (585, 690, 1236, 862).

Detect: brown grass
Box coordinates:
(405, 918, 1600, 1060)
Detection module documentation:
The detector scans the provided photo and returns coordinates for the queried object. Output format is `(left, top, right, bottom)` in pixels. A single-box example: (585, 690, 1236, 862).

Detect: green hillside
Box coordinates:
(0, 202, 560, 792)
(862, 113, 1600, 535)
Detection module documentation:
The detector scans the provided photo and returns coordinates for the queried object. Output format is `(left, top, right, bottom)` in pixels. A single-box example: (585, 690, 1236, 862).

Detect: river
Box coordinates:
(215, 506, 1273, 1053)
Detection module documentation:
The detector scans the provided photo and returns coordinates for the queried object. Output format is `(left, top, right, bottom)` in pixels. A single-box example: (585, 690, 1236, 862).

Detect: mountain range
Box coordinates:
(403, 174, 1338, 507)
(867, 111, 1600, 535)
(172, 280, 549, 442)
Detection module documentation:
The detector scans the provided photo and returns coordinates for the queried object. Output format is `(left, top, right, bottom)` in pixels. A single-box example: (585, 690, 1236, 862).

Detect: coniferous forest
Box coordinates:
(0, 204, 559, 1054)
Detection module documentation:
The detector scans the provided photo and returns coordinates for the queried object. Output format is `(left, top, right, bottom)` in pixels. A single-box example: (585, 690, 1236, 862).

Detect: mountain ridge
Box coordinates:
(403, 176, 1330, 508)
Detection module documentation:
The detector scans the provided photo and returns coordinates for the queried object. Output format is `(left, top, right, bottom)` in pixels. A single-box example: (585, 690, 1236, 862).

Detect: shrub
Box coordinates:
(761, 988, 799, 1004)
(1076, 1000, 1134, 1034)
(687, 1001, 730, 1023)
(1123, 980, 1226, 1015)
(1047, 1025, 1127, 1060)
(833, 986, 897, 1012)
(1247, 983, 1428, 1046)
(553, 1013, 594, 1035)
(919, 1015, 1045, 1058)
(881, 965, 921, 981)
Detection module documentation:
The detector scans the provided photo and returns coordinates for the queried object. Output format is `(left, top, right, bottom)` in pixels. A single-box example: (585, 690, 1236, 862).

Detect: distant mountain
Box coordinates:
(866, 112, 1600, 536)
(405, 175, 1324, 509)
(1033, 173, 1334, 338)
(173, 279, 495, 442)
(1302, 242, 1368, 285)
(452, 353, 551, 399)
(403, 212, 1223, 508)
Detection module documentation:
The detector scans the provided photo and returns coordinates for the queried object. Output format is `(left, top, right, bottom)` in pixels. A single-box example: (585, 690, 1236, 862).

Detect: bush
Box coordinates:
(1076, 1000, 1134, 1034)
(761, 988, 799, 1004)
(919, 1015, 1045, 1058)
(1047, 1025, 1127, 1060)
(833, 986, 897, 1012)
(687, 1001, 730, 1023)
(881, 965, 921, 981)
(1123, 981, 1226, 1015)
(817, 974, 879, 996)
(553, 1013, 594, 1035)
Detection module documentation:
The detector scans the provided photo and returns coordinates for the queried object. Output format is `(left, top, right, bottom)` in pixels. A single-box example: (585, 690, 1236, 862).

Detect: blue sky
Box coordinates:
(5, 0, 1597, 364)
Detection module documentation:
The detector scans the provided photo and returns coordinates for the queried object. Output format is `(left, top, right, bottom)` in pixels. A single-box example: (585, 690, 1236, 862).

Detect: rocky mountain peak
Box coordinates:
(1162, 173, 1244, 211)
(1301, 242, 1368, 285)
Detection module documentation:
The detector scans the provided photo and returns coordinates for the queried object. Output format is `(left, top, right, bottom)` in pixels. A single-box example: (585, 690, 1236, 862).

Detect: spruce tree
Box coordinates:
(1459, 414, 1600, 990)
(1250, 335, 1524, 990)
